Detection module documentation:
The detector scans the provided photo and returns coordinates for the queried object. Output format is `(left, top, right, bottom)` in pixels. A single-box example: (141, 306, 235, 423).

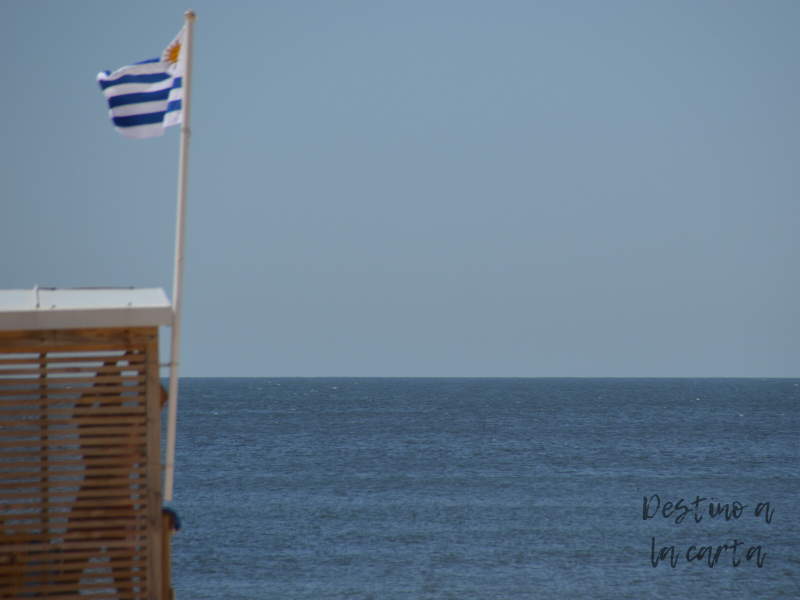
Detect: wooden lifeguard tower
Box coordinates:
(0, 287, 176, 599)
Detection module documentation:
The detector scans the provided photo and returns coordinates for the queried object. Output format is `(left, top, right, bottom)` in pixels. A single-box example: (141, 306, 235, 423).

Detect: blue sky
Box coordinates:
(1, 1, 798, 376)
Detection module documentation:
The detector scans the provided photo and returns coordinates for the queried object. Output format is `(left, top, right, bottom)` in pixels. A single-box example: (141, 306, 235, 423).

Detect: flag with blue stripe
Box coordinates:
(98, 27, 185, 139)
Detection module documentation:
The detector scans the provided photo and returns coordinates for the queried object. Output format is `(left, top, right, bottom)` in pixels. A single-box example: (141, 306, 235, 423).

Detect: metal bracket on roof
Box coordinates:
(33, 285, 39, 309)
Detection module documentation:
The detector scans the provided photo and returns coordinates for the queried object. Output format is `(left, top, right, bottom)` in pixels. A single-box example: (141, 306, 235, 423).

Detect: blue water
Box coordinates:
(165, 378, 800, 599)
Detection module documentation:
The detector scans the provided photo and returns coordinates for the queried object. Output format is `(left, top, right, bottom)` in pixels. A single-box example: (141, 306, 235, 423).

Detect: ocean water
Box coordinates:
(165, 378, 799, 599)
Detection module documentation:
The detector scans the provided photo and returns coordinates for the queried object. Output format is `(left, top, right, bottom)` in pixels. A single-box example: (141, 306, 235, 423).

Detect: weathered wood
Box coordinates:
(0, 374, 146, 387)
(0, 591, 147, 600)
(0, 384, 147, 398)
(0, 400, 145, 412)
(0, 363, 145, 377)
(1, 496, 146, 511)
(0, 478, 144, 490)
(0, 556, 146, 575)
(0, 447, 145, 461)
(0, 579, 147, 596)
(3, 484, 146, 502)
(5, 516, 147, 532)
(0, 423, 148, 438)
(0, 467, 147, 488)
(1, 457, 147, 471)
(0, 416, 147, 429)
(0, 568, 146, 584)
(1, 525, 147, 545)
(0, 327, 166, 600)
(0, 353, 146, 366)
(0, 327, 157, 349)
(0, 436, 146, 450)
(6, 593, 147, 600)
(1, 538, 146, 554)
(0, 405, 146, 419)
(0, 507, 147, 522)
(160, 511, 174, 600)
(1, 450, 143, 462)
(1, 579, 145, 592)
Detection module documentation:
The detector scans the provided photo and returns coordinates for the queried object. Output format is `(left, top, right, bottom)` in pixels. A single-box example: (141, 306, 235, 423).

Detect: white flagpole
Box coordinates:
(165, 9, 196, 502)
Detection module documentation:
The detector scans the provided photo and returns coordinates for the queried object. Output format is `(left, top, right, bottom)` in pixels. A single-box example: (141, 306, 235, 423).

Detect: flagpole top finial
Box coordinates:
(185, 9, 196, 20)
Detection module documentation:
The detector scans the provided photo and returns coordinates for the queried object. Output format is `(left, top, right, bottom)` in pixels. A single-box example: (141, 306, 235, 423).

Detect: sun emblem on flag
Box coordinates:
(161, 27, 185, 66)
(164, 42, 181, 65)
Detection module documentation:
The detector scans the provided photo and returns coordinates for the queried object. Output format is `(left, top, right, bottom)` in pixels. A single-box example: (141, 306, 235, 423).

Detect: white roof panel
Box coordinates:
(0, 287, 173, 331)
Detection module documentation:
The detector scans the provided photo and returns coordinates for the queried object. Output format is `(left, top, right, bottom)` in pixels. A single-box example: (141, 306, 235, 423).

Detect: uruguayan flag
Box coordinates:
(98, 27, 185, 139)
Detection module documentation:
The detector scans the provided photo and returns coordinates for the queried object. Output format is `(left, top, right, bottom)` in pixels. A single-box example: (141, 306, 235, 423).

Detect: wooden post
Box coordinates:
(161, 511, 175, 600)
(146, 336, 163, 599)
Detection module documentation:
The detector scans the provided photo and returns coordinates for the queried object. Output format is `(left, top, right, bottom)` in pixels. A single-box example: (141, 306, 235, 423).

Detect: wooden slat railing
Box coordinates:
(0, 328, 165, 599)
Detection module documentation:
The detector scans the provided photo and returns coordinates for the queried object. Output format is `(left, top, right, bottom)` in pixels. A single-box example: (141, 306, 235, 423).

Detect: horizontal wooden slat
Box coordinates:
(0, 582, 145, 596)
(0, 373, 146, 386)
(0, 478, 147, 492)
(0, 569, 146, 584)
(0, 458, 145, 470)
(0, 353, 145, 367)
(0, 405, 146, 418)
(0, 496, 146, 512)
(0, 468, 147, 487)
(0, 418, 146, 431)
(1, 406, 146, 417)
(0, 558, 145, 572)
(0, 589, 145, 600)
(1, 526, 147, 546)
(0, 480, 146, 492)
(0, 420, 146, 432)
(0, 351, 133, 361)
(0, 364, 145, 378)
(0, 342, 146, 355)
(0, 578, 146, 595)
(0, 343, 147, 355)
(0, 368, 143, 380)
(1, 497, 146, 510)
(0, 446, 146, 461)
(0, 431, 146, 447)
(0, 517, 146, 529)
(1, 504, 147, 519)
(0, 380, 145, 393)
(0, 428, 147, 443)
(0, 484, 146, 498)
(0, 593, 146, 600)
(0, 589, 147, 600)
(0, 385, 146, 399)
(0, 398, 144, 411)
(2, 410, 146, 422)
(0, 458, 145, 472)
(1, 504, 146, 514)
(6, 591, 147, 600)
(2, 477, 147, 491)
(0, 464, 144, 475)
(2, 516, 146, 533)
(0, 545, 145, 558)
(3, 535, 146, 552)
(1, 537, 146, 554)
(0, 421, 146, 434)
(0, 327, 156, 349)
(2, 474, 146, 493)
(1, 482, 146, 494)
(0, 404, 145, 416)
(1, 482, 146, 496)
(0, 557, 145, 576)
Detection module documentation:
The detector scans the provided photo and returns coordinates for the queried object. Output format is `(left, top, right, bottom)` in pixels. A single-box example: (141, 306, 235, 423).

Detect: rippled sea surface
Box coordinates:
(165, 378, 799, 599)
